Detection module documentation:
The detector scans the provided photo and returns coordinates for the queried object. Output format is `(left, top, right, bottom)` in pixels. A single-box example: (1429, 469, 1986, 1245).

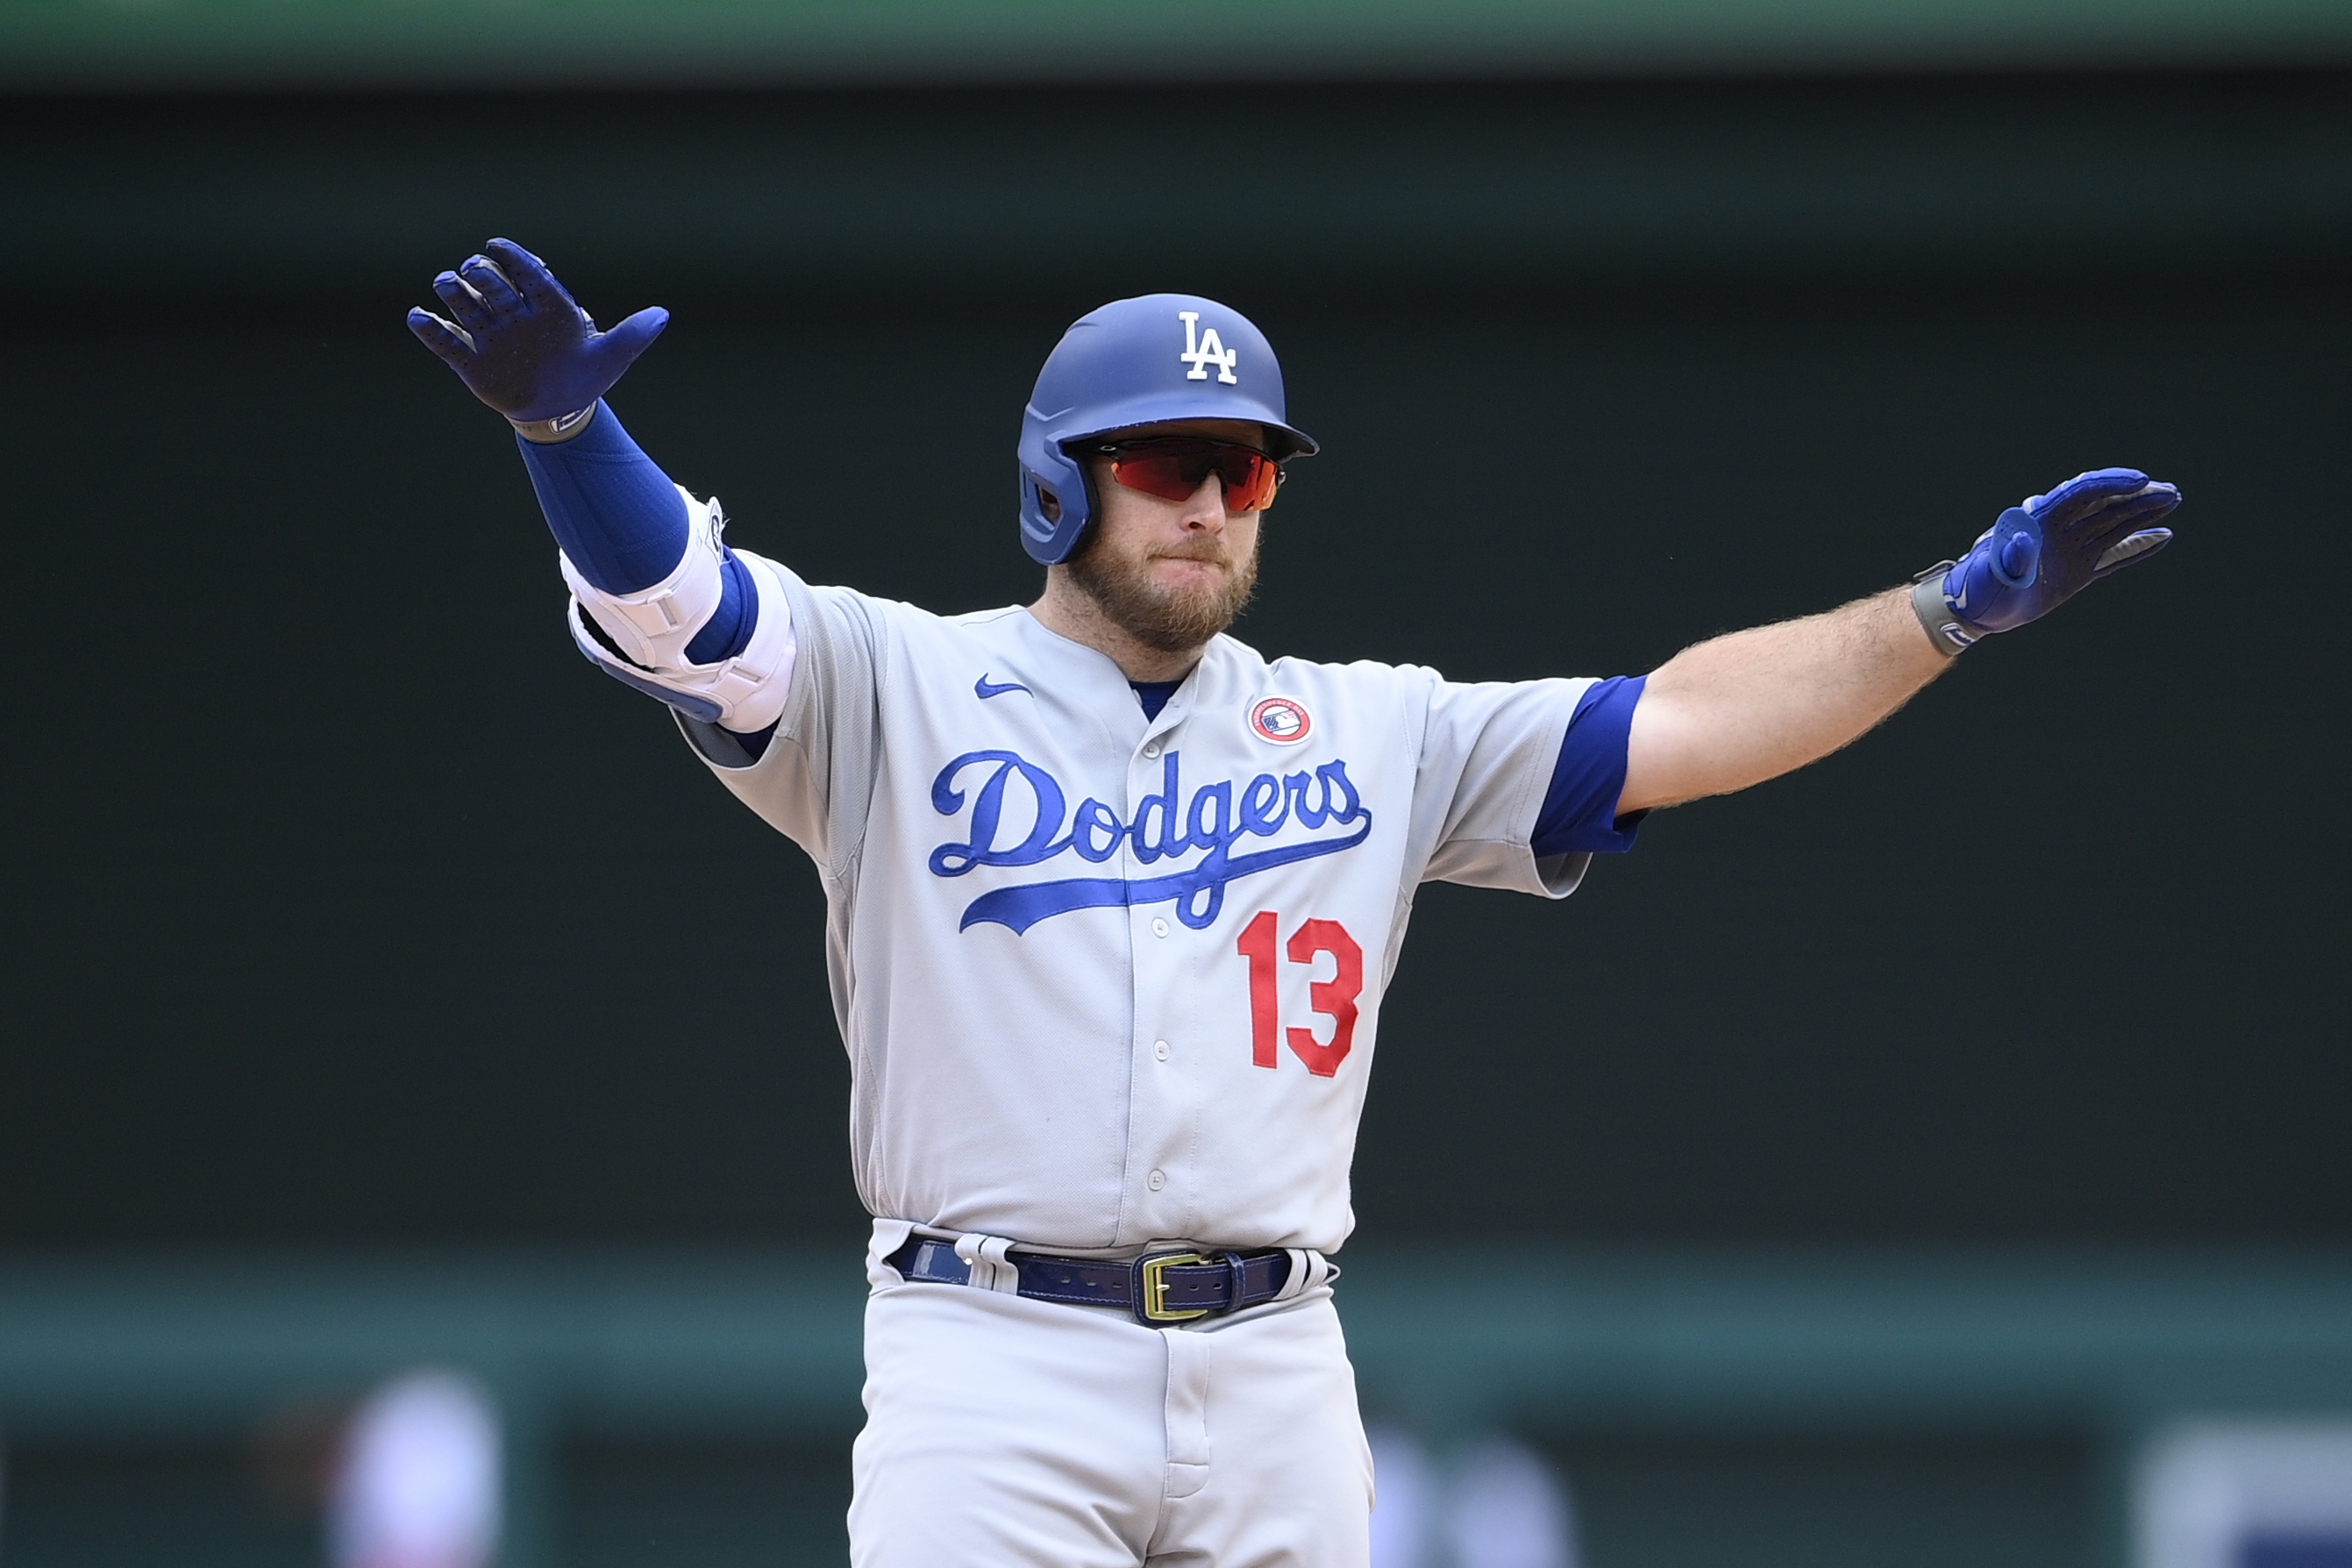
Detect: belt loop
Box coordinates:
(954, 1233, 1021, 1294)
(1220, 1249, 1250, 1310)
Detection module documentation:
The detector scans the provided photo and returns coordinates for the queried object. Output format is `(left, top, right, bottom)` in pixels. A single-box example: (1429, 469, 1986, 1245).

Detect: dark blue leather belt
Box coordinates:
(887, 1237, 1293, 1326)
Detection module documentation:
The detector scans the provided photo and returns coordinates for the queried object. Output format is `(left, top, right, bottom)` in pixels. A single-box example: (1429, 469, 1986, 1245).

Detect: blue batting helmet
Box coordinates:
(1016, 294, 1318, 566)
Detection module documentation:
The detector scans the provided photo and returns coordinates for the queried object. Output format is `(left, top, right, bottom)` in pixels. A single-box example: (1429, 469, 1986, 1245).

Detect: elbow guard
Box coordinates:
(562, 490, 796, 732)
(559, 484, 729, 668)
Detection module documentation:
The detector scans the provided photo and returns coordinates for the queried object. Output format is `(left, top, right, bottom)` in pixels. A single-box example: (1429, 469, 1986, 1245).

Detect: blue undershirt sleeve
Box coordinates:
(517, 400, 759, 668)
(686, 556, 759, 667)
(1529, 674, 1648, 858)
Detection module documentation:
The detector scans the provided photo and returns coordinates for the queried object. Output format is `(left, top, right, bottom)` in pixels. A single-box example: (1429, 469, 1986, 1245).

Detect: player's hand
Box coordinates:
(1931, 468, 2180, 642)
(406, 239, 669, 424)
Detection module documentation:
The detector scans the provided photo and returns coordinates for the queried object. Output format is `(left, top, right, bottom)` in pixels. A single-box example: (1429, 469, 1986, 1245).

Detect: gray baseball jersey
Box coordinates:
(698, 554, 1599, 1255)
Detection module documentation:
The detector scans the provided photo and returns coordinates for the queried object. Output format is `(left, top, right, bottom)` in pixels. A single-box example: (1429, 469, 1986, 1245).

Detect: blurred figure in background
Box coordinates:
(1447, 1439, 1579, 1568)
(1371, 1426, 1579, 1568)
(2138, 1422, 2352, 1568)
(1370, 1427, 1439, 1568)
(329, 1372, 500, 1568)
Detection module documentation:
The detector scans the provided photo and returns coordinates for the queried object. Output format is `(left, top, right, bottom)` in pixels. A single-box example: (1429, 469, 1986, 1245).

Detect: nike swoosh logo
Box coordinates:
(975, 674, 1032, 701)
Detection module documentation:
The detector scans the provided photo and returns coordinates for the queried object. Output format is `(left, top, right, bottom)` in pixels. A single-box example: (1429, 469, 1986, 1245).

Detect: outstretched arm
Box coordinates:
(1618, 468, 2181, 815)
(1621, 585, 1940, 814)
(409, 239, 795, 746)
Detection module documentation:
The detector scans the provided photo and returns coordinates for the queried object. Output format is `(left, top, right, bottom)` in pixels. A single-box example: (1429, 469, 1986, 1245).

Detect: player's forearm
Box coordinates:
(517, 400, 695, 595)
(1618, 585, 1947, 813)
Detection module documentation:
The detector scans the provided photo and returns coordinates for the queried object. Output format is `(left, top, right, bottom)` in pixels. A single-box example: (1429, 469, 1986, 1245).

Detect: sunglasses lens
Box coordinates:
(1109, 453, 1201, 504)
(1220, 452, 1279, 511)
(1108, 443, 1281, 511)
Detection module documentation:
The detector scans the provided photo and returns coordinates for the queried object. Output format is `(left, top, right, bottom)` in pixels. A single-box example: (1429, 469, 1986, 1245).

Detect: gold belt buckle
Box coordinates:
(1137, 1251, 1212, 1323)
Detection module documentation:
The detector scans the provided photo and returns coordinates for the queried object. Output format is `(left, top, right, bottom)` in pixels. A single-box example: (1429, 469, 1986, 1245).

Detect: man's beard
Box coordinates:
(1065, 529, 1260, 653)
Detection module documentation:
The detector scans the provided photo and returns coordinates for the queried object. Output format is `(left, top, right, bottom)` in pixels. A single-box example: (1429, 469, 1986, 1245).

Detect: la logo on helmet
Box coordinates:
(1179, 311, 1239, 384)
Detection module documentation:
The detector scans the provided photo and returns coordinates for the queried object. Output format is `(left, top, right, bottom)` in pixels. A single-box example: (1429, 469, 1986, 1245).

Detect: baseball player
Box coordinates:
(410, 239, 2179, 1567)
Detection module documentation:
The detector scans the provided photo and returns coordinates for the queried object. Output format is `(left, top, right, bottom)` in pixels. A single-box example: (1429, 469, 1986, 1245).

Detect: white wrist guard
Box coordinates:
(564, 497, 797, 732)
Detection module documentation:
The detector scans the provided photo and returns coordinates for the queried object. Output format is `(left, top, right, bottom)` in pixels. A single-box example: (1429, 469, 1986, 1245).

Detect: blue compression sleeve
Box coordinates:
(517, 400, 758, 665)
(516, 401, 687, 593)
(1530, 675, 1648, 858)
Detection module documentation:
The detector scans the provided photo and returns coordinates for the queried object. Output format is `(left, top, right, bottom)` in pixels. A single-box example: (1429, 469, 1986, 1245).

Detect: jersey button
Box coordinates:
(1147, 1169, 1167, 1191)
(1142, 741, 1162, 759)
(1151, 917, 1170, 938)
(1153, 1040, 1171, 1061)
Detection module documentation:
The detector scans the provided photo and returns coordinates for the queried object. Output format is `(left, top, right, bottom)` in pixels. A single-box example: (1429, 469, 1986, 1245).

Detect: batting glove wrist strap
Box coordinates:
(1909, 560, 1971, 657)
(510, 405, 599, 445)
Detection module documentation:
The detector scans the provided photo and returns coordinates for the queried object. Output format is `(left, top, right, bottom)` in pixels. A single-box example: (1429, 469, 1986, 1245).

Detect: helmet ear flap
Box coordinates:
(1016, 439, 1093, 565)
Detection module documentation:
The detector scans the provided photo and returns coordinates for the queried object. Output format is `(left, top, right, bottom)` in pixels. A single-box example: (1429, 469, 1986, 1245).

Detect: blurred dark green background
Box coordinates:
(0, 37, 2346, 1568)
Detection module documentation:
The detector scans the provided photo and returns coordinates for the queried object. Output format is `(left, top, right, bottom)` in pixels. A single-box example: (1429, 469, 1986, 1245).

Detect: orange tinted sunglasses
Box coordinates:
(1094, 437, 1286, 513)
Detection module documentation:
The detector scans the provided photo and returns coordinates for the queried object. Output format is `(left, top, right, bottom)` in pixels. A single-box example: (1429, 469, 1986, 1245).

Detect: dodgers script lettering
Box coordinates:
(928, 750, 1372, 934)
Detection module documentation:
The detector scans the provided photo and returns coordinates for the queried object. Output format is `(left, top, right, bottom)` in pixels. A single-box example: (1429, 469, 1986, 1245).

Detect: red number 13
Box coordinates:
(1236, 911, 1365, 1078)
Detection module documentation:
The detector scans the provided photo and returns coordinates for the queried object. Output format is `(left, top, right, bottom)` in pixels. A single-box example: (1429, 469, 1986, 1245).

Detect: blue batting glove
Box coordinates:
(1913, 467, 2180, 653)
(407, 238, 669, 426)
